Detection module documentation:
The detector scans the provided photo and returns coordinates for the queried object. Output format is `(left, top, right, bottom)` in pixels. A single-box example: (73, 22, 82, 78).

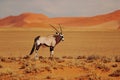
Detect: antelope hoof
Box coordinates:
(35, 56, 39, 60)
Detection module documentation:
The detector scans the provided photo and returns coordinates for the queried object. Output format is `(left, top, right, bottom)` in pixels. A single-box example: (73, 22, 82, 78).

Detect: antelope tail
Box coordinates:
(29, 36, 40, 55)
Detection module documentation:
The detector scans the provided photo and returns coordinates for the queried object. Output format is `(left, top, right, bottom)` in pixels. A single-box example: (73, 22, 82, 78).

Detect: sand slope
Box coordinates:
(0, 10, 120, 30)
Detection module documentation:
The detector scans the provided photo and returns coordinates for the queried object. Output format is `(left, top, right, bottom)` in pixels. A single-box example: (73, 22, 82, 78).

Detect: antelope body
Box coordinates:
(29, 24, 64, 59)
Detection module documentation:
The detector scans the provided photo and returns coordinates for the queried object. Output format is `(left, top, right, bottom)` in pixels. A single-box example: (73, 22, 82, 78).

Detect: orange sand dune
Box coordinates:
(0, 13, 48, 27)
(0, 10, 120, 30)
(49, 10, 120, 26)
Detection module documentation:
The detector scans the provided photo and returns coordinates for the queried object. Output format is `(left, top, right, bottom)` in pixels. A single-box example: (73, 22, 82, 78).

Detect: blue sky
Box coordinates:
(0, 0, 120, 18)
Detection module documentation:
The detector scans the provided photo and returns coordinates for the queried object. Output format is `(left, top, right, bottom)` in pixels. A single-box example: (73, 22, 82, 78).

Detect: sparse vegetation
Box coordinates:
(76, 55, 86, 59)
(45, 75, 52, 79)
(109, 69, 120, 77)
(0, 55, 119, 79)
(87, 55, 100, 61)
(0, 20, 120, 80)
(95, 63, 110, 72)
(111, 64, 118, 68)
(0, 68, 13, 77)
(62, 56, 73, 59)
(55, 58, 65, 63)
(115, 56, 120, 62)
(24, 64, 40, 73)
(101, 56, 112, 63)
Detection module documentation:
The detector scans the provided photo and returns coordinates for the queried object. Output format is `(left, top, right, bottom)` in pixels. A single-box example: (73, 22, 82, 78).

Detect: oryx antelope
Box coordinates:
(29, 24, 64, 60)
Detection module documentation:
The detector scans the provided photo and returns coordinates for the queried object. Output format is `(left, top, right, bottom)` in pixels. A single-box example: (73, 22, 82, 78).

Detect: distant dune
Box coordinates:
(0, 13, 48, 27)
(0, 10, 120, 30)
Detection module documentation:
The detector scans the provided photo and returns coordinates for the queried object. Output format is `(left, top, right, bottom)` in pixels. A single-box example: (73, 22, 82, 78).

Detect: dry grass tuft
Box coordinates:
(109, 69, 120, 77)
(95, 63, 110, 72)
(44, 66, 52, 72)
(62, 56, 73, 59)
(39, 56, 44, 59)
(55, 58, 65, 63)
(0, 69, 13, 77)
(76, 56, 86, 59)
(58, 77, 66, 80)
(115, 56, 120, 62)
(101, 56, 112, 63)
(24, 64, 40, 73)
(75, 73, 101, 80)
(45, 75, 53, 79)
(87, 55, 100, 61)
(23, 55, 30, 60)
(62, 56, 67, 59)
(0, 57, 19, 62)
(111, 64, 118, 68)
(19, 61, 30, 69)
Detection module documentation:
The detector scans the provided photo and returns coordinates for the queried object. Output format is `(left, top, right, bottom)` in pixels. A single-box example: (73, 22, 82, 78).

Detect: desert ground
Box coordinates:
(0, 28, 120, 80)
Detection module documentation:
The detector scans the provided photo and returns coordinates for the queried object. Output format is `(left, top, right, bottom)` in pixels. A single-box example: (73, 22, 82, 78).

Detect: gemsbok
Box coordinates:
(29, 24, 64, 60)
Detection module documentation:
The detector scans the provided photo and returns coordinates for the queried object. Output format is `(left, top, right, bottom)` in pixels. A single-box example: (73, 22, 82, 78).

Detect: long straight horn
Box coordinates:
(59, 24, 62, 34)
(49, 24, 59, 33)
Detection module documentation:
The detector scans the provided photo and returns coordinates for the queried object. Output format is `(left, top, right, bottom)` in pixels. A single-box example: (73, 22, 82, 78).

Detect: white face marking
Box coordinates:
(60, 34, 64, 41)
(62, 38, 64, 41)
(60, 34, 63, 36)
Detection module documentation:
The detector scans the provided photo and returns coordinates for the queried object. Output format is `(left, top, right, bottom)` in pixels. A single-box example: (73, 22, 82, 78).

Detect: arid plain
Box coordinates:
(0, 28, 120, 57)
(0, 28, 120, 80)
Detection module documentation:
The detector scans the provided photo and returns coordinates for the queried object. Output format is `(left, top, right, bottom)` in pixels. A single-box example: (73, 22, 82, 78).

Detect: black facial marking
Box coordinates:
(54, 33, 64, 45)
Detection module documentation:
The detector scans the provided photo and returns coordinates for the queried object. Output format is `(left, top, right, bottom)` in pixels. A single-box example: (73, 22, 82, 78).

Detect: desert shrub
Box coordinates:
(101, 56, 111, 63)
(8, 57, 17, 61)
(53, 66, 57, 70)
(87, 55, 100, 61)
(57, 65, 64, 70)
(109, 69, 120, 77)
(87, 74, 101, 80)
(24, 65, 40, 73)
(44, 66, 52, 72)
(111, 64, 118, 68)
(54, 57, 60, 60)
(39, 56, 44, 59)
(85, 59, 94, 63)
(62, 56, 73, 59)
(67, 56, 73, 59)
(24, 67, 32, 73)
(0, 69, 13, 76)
(95, 63, 110, 72)
(45, 75, 52, 79)
(14, 57, 22, 61)
(55, 58, 65, 63)
(40, 58, 48, 63)
(76, 56, 86, 59)
(19, 62, 29, 69)
(75, 73, 101, 80)
(19, 65, 27, 69)
(0, 57, 15, 62)
(66, 61, 74, 68)
(58, 77, 66, 80)
(115, 56, 120, 62)
(62, 56, 67, 59)
(0, 57, 6, 62)
(23, 55, 30, 59)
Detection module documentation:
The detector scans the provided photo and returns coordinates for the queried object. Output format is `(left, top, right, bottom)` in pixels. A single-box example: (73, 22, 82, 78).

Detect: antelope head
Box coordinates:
(50, 24, 64, 41)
